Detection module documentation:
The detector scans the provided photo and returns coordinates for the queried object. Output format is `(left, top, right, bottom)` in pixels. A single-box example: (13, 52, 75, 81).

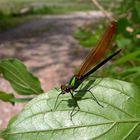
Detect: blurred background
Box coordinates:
(0, 0, 139, 133)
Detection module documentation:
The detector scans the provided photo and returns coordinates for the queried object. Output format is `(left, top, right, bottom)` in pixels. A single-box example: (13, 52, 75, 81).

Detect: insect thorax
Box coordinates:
(61, 75, 82, 94)
(68, 75, 82, 90)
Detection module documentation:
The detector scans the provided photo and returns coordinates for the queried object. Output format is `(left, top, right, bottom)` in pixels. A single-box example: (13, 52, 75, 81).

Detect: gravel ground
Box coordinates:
(0, 11, 104, 132)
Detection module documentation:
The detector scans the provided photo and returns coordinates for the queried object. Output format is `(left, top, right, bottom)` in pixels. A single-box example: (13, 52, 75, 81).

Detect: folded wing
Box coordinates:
(77, 21, 117, 78)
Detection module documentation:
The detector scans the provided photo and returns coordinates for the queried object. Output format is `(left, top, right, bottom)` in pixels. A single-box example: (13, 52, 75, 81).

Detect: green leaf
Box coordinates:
(116, 35, 131, 48)
(117, 18, 128, 34)
(74, 25, 102, 48)
(0, 90, 32, 104)
(1, 78, 140, 140)
(120, 67, 140, 76)
(79, 35, 98, 48)
(132, 1, 140, 23)
(135, 1, 140, 17)
(0, 91, 15, 104)
(119, 67, 140, 86)
(0, 59, 44, 95)
(115, 50, 140, 65)
(12, 97, 33, 103)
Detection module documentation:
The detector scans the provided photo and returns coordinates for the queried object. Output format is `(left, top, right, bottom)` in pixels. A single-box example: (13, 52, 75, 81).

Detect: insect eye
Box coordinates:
(61, 85, 66, 90)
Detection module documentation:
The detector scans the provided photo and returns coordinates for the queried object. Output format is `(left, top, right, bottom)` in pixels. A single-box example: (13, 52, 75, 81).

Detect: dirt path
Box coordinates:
(0, 11, 104, 131)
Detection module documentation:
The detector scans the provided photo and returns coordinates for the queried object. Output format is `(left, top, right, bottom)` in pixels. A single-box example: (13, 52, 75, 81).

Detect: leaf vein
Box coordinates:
(6, 121, 140, 135)
(93, 122, 117, 139)
(1, 64, 38, 93)
(123, 122, 140, 139)
(101, 100, 134, 118)
(97, 84, 140, 105)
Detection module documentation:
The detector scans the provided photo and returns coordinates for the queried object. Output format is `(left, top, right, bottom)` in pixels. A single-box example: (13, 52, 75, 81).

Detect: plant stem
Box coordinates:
(91, 0, 115, 21)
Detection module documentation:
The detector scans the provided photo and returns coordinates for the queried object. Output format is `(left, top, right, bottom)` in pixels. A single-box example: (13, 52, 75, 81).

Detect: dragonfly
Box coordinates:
(54, 21, 121, 111)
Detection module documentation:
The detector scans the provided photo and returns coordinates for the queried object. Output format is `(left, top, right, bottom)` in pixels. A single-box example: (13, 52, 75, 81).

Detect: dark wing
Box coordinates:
(76, 21, 117, 78)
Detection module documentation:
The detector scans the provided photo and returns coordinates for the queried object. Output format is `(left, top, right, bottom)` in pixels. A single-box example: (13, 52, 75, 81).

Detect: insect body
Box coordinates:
(54, 21, 121, 110)
(60, 21, 121, 95)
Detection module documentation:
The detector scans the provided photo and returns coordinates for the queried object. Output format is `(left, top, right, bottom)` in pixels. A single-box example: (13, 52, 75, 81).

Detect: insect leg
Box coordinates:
(53, 93, 62, 110)
(70, 91, 80, 110)
(70, 105, 80, 121)
(54, 87, 61, 92)
(74, 89, 103, 107)
(86, 89, 103, 107)
(69, 91, 80, 120)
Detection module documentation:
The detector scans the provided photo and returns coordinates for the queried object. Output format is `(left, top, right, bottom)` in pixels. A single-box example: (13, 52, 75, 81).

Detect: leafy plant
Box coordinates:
(0, 11, 28, 31)
(0, 59, 43, 104)
(74, 25, 102, 48)
(0, 1, 140, 139)
(0, 91, 15, 104)
(73, 0, 140, 86)
(1, 78, 140, 140)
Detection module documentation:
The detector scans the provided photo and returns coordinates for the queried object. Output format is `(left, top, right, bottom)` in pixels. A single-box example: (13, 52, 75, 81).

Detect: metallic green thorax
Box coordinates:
(68, 75, 82, 90)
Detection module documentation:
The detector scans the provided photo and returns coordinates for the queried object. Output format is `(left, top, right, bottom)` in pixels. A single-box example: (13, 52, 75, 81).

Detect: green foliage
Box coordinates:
(1, 78, 140, 140)
(0, 0, 95, 16)
(115, 0, 140, 86)
(0, 59, 43, 104)
(0, 91, 15, 104)
(74, 0, 140, 86)
(119, 67, 140, 86)
(0, 0, 95, 31)
(0, 11, 27, 31)
(115, 50, 140, 65)
(0, 1, 140, 138)
(74, 26, 102, 48)
(0, 59, 44, 95)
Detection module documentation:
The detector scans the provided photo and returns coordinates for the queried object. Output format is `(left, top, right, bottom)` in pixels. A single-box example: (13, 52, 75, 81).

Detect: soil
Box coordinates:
(0, 11, 104, 132)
